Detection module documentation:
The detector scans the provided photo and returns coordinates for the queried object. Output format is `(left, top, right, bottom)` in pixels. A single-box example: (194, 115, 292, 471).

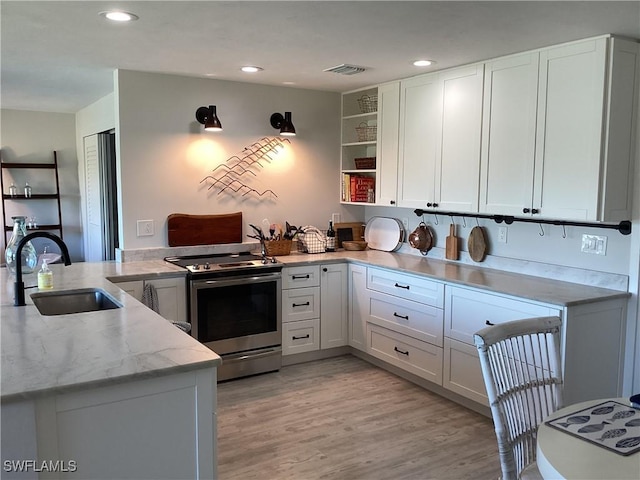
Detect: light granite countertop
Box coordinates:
(277, 250, 629, 307)
(1, 260, 220, 402)
(1, 250, 627, 402)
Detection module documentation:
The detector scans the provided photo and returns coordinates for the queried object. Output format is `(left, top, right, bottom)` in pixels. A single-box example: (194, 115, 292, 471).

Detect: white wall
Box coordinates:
(114, 70, 351, 250)
(0, 109, 83, 261)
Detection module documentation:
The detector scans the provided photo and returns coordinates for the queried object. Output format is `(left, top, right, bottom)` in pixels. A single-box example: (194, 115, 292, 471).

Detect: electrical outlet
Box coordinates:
(137, 220, 154, 237)
(402, 218, 409, 230)
(332, 213, 341, 224)
(497, 226, 508, 243)
(581, 234, 607, 255)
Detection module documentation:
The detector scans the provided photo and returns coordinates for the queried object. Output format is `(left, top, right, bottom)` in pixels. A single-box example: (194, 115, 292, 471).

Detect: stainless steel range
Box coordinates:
(165, 252, 283, 381)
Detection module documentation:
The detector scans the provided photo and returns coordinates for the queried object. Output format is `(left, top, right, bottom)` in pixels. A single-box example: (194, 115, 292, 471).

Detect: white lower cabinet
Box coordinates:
(23, 368, 217, 480)
(444, 284, 627, 406)
(111, 276, 186, 323)
(320, 263, 348, 349)
(282, 318, 320, 355)
(282, 266, 321, 356)
(348, 263, 368, 351)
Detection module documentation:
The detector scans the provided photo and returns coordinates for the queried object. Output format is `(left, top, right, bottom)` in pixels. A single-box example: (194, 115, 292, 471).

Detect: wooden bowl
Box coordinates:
(342, 241, 368, 251)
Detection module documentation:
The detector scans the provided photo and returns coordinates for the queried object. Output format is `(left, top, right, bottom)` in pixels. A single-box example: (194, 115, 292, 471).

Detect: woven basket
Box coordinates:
(357, 94, 378, 113)
(355, 123, 377, 142)
(264, 239, 292, 256)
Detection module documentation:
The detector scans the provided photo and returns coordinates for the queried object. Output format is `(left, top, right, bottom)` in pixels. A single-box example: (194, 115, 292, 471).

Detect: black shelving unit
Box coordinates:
(1, 151, 64, 247)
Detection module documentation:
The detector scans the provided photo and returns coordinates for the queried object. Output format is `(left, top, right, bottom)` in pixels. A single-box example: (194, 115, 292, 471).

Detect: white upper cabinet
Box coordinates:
(436, 64, 484, 212)
(482, 36, 638, 221)
(376, 82, 401, 206)
(397, 65, 483, 211)
(397, 72, 441, 209)
(479, 52, 540, 216)
(340, 83, 399, 206)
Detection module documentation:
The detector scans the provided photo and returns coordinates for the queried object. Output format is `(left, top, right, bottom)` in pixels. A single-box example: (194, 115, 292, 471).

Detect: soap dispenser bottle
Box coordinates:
(38, 259, 53, 290)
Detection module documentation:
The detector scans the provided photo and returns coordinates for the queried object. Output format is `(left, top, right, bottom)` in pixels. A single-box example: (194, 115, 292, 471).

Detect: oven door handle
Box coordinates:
(193, 273, 281, 288)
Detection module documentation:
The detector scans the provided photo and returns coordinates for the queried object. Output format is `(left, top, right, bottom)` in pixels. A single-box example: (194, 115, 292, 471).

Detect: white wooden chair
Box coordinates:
(474, 316, 563, 480)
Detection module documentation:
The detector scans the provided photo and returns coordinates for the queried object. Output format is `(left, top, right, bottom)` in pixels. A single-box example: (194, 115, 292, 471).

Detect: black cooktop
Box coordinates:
(164, 252, 281, 275)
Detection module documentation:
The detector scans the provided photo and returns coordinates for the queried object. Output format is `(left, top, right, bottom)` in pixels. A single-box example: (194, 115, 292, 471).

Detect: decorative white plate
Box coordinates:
(364, 217, 405, 252)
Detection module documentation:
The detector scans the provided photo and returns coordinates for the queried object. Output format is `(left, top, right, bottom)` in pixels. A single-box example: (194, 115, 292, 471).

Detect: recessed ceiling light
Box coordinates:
(413, 60, 434, 67)
(241, 66, 263, 73)
(100, 11, 139, 22)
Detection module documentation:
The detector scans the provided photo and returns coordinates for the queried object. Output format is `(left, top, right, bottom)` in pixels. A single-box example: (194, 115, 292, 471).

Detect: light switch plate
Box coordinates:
(581, 234, 607, 255)
(137, 220, 154, 237)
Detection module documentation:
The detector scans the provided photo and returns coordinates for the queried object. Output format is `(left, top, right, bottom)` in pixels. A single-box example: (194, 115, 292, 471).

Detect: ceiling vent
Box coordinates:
(323, 64, 366, 75)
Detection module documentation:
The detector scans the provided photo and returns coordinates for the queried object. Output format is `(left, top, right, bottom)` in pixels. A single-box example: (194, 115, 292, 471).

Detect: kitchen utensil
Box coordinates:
(167, 212, 242, 246)
(468, 226, 488, 262)
(364, 217, 404, 252)
(249, 223, 265, 239)
(408, 222, 432, 255)
(445, 223, 459, 260)
(342, 241, 368, 251)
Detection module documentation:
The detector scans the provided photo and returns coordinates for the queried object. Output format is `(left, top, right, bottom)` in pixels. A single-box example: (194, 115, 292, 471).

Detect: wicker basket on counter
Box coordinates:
(357, 94, 378, 113)
(264, 239, 292, 256)
(355, 123, 377, 142)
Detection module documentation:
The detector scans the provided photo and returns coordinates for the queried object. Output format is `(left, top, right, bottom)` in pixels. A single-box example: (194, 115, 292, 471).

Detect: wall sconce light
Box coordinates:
(196, 105, 223, 132)
(270, 111, 296, 136)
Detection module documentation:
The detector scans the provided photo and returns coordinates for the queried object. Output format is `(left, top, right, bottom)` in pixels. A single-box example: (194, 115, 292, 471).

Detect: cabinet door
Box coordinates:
(397, 73, 441, 208)
(480, 52, 539, 215)
(348, 264, 368, 351)
(145, 277, 187, 323)
(114, 280, 144, 301)
(534, 38, 607, 220)
(376, 82, 401, 206)
(320, 263, 348, 349)
(435, 64, 484, 213)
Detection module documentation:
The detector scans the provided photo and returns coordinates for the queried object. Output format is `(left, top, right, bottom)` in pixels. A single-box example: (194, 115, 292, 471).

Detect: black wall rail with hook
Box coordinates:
(413, 209, 632, 236)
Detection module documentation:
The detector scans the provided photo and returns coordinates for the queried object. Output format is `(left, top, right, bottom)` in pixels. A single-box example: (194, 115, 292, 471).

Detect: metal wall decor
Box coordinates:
(200, 137, 290, 198)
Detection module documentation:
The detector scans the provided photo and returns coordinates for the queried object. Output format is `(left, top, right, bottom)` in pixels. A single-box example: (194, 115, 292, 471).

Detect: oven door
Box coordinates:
(190, 271, 282, 356)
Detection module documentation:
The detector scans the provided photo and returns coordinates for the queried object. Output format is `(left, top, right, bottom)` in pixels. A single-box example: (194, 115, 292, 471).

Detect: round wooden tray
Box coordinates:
(342, 241, 368, 251)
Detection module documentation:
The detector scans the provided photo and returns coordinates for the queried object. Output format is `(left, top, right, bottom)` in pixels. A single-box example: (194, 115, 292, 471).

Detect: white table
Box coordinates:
(537, 398, 640, 480)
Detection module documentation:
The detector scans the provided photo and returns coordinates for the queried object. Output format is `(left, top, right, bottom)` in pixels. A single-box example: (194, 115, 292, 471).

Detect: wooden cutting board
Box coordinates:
(468, 226, 487, 262)
(167, 212, 242, 246)
(445, 223, 459, 260)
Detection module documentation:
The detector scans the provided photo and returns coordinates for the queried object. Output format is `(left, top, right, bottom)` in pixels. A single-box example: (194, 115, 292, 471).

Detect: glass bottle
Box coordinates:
(24, 182, 32, 198)
(5, 216, 37, 275)
(9, 183, 17, 197)
(326, 221, 336, 252)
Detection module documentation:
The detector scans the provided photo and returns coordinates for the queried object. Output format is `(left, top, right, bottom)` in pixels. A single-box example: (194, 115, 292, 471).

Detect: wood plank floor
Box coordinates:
(217, 355, 501, 479)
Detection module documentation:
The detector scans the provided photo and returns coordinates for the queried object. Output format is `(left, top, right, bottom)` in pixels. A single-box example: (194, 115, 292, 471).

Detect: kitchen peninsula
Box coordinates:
(0, 261, 221, 480)
(0, 249, 630, 479)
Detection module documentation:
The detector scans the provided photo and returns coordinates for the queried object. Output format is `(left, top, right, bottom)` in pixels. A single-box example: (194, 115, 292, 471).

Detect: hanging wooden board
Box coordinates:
(167, 212, 242, 246)
(335, 222, 365, 248)
(445, 223, 459, 260)
(468, 226, 488, 262)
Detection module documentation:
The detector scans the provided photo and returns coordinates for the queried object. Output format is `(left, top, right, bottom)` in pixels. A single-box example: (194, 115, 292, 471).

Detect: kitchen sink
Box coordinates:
(31, 288, 122, 316)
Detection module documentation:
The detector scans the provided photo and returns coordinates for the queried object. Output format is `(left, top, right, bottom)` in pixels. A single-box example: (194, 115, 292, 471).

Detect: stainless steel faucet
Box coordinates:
(14, 232, 71, 306)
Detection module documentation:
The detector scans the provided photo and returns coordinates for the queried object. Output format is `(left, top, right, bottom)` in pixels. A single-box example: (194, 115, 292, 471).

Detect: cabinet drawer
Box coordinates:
(282, 287, 320, 322)
(282, 319, 320, 355)
(282, 266, 320, 289)
(445, 285, 559, 344)
(367, 323, 443, 385)
(443, 337, 488, 405)
(369, 291, 443, 347)
(367, 267, 444, 307)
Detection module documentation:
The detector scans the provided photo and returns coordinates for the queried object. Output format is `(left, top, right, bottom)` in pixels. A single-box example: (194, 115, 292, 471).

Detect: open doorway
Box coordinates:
(83, 130, 118, 261)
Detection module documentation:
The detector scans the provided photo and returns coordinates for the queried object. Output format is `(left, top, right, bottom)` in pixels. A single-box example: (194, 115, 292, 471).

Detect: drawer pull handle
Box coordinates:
(292, 274, 310, 280)
(394, 346, 409, 356)
(393, 312, 409, 320)
(292, 334, 310, 340)
(292, 302, 311, 307)
(394, 283, 410, 290)
(485, 320, 495, 326)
